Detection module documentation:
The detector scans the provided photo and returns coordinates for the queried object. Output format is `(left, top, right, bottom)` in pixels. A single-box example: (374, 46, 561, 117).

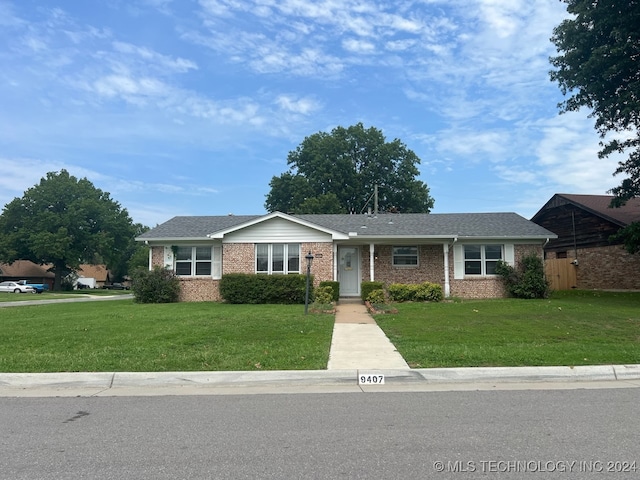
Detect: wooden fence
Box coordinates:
(544, 258, 577, 291)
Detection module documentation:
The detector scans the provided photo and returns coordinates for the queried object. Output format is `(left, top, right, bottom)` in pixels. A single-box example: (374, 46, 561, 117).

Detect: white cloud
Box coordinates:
(112, 41, 198, 73)
(342, 38, 376, 54)
(275, 95, 321, 115)
(535, 112, 621, 194)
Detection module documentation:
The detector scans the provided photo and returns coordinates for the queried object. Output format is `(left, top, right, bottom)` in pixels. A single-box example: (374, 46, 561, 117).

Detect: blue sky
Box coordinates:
(0, 0, 626, 227)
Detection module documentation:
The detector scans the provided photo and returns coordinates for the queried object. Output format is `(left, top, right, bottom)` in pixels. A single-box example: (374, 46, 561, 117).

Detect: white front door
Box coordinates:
(338, 247, 360, 296)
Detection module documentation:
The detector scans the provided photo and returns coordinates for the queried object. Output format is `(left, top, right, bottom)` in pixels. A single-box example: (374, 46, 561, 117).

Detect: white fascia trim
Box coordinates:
(349, 235, 458, 241)
(456, 235, 558, 241)
(136, 237, 213, 243)
(207, 211, 349, 240)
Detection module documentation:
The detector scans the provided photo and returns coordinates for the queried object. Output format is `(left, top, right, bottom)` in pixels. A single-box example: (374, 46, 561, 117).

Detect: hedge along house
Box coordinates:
(136, 211, 557, 302)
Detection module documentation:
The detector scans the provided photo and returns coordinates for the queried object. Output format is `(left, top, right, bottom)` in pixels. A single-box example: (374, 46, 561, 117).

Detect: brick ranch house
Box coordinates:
(531, 194, 640, 290)
(136, 211, 557, 302)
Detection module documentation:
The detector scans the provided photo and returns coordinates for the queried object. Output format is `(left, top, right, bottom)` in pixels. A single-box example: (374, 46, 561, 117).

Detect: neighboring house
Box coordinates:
(136, 211, 556, 302)
(77, 264, 112, 288)
(531, 194, 640, 290)
(0, 260, 55, 289)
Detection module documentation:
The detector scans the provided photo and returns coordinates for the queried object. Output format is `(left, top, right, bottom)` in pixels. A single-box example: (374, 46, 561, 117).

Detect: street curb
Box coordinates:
(1, 364, 640, 390)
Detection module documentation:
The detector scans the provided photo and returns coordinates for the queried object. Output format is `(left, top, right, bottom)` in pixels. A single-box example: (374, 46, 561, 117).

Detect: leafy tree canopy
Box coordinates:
(0, 169, 136, 289)
(550, 0, 640, 203)
(265, 123, 434, 214)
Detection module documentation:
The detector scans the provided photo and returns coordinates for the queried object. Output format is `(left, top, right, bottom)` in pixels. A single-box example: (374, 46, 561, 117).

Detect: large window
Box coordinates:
(175, 246, 214, 276)
(393, 246, 419, 266)
(256, 244, 300, 274)
(464, 245, 502, 275)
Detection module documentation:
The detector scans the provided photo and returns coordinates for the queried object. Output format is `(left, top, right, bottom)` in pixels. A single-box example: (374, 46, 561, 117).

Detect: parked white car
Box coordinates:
(0, 281, 36, 293)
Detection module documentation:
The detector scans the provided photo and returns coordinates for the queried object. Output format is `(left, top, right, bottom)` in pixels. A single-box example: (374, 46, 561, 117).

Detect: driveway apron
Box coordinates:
(327, 299, 410, 370)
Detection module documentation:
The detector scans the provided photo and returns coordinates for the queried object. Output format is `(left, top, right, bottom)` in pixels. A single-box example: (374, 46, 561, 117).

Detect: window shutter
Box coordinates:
(163, 246, 173, 269)
(453, 244, 464, 279)
(212, 246, 222, 279)
(504, 244, 515, 266)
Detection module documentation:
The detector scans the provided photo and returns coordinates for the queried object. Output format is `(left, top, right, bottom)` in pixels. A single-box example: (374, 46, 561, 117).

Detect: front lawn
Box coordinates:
(375, 290, 640, 368)
(0, 301, 334, 372)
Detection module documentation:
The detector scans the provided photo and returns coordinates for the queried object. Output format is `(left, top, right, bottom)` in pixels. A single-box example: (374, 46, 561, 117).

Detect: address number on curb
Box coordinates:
(358, 374, 385, 385)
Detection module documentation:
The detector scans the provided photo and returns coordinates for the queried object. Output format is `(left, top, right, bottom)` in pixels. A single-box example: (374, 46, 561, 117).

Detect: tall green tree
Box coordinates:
(550, 0, 640, 253)
(265, 123, 434, 214)
(110, 223, 150, 281)
(0, 170, 136, 289)
(550, 0, 640, 201)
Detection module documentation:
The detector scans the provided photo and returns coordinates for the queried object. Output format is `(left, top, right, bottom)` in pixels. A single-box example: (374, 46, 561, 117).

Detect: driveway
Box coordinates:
(0, 293, 134, 307)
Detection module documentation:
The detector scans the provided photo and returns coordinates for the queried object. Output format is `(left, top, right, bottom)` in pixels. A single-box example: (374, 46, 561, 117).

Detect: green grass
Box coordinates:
(0, 301, 334, 372)
(2, 290, 640, 372)
(375, 290, 640, 368)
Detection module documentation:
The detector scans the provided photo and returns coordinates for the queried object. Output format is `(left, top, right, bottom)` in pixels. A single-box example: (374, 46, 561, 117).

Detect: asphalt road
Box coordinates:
(2, 389, 639, 479)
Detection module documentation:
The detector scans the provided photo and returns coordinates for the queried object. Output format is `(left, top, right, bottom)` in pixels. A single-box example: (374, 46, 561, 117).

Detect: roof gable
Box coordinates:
(0, 260, 54, 278)
(208, 212, 349, 240)
(532, 194, 640, 226)
(77, 264, 110, 281)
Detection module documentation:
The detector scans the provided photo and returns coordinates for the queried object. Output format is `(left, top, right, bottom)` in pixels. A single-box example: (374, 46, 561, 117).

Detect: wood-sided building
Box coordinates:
(531, 194, 640, 290)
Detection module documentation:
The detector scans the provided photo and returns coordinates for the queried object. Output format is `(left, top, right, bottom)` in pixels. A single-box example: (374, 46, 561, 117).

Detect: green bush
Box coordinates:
(415, 282, 443, 302)
(388, 282, 443, 302)
(496, 254, 550, 299)
(387, 283, 415, 302)
(366, 289, 386, 304)
(220, 273, 310, 304)
(313, 285, 335, 305)
(318, 281, 340, 302)
(132, 266, 181, 303)
(361, 281, 384, 301)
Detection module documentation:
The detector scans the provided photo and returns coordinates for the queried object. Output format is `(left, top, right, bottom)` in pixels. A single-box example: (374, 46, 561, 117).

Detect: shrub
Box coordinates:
(318, 281, 340, 302)
(366, 289, 386, 305)
(496, 254, 550, 299)
(132, 266, 181, 303)
(219, 273, 309, 304)
(313, 285, 335, 305)
(361, 281, 384, 301)
(415, 282, 443, 302)
(388, 282, 443, 302)
(387, 283, 415, 302)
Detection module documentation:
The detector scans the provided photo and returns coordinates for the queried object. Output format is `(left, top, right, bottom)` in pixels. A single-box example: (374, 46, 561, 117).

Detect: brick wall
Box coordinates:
(575, 244, 640, 290)
(151, 246, 164, 267)
(363, 244, 444, 284)
(178, 278, 221, 302)
(303, 242, 334, 287)
(222, 243, 254, 274)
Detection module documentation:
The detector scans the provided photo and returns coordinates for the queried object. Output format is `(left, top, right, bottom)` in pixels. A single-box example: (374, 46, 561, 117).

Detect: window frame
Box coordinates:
(173, 245, 218, 278)
(256, 243, 301, 275)
(463, 244, 503, 276)
(392, 246, 419, 267)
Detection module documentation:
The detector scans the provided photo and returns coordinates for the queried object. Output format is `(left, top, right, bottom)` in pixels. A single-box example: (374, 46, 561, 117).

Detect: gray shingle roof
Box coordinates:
(137, 212, 556, 240)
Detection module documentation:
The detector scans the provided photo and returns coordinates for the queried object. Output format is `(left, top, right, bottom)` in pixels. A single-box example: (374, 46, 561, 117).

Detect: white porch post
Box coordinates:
(369, 243, 375, 281)
(333, 243, 338, 281)
(443, 243, 451, 298)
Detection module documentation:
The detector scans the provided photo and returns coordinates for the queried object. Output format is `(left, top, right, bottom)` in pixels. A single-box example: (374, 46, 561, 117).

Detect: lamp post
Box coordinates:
(304, 251, 314, 315)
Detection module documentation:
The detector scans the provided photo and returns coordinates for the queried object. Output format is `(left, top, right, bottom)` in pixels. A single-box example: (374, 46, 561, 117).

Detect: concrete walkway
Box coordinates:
(327, 299, 410, 370)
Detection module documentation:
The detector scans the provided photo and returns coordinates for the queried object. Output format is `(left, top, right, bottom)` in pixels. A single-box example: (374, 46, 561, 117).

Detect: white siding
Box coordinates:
(223, 217, 333, 243)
